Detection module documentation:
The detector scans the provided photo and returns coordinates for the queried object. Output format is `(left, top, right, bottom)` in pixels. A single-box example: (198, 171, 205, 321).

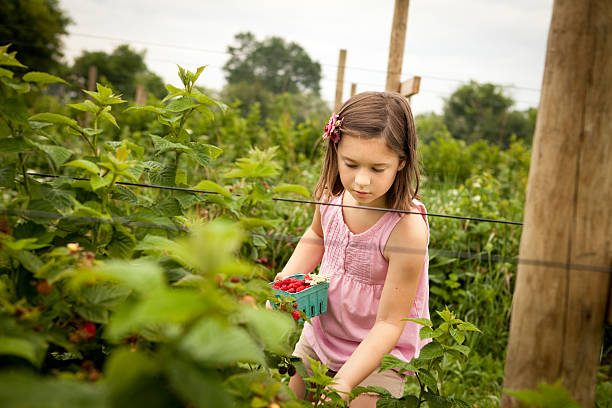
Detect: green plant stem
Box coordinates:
(93, 112, 100, 158)
(18, 153, 29, 196)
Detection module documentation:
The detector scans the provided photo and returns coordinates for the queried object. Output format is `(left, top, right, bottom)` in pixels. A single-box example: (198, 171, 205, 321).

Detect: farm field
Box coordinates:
(0, 47, 611, 408)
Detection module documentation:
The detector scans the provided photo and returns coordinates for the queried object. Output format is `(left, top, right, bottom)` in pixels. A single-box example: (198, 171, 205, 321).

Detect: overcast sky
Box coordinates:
(59, 0, 554, 115)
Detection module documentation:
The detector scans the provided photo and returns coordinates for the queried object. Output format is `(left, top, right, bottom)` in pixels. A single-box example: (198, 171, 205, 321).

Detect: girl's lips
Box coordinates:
(354, 190, 370, 196)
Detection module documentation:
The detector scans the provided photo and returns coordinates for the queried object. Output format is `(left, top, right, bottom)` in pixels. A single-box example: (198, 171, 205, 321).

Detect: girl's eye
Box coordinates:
(372, 168, 384, 173)
(345, 163, 357, 168)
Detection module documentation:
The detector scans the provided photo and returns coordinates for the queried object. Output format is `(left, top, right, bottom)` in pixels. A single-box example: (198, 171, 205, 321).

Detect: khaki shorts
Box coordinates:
(293, 333, 407, 398)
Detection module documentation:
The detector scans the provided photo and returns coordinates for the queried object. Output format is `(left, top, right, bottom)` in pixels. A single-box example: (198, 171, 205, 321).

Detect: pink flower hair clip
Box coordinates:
(322, 113, 343, 143)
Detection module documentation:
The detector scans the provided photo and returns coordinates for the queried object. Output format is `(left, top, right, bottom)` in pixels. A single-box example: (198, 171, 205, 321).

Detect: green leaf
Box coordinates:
(180, 318, 265, 365)
(135, 235, 177, 253)
(164, 355, 232, 407)
(375, 396, 406, 408)
(242, 308, 294, 354)
(149, 134, 191, 155)
(83, 83, 126, 105)
(449, 327, 465, 345)
(0, 45, 27, 67)
(99, 107, 119, 128)
(104, 348, 162, 402)
(379, 353, 418, 374)
(68, 99, 99, 113)
(2, 77, 30, 93)
(351, 386, 392, 398)
(192, 180, 232, 198)
(23, 71, 68, 85)
(1, 137, 31, 153)
(0, 66, 14, 78)
(0, 165, 15, 188)
(72, 259, 165, 296)
(188, 142, 222, 166)
(0, 335, 47, 367)
(107, 290, 205, 340)
(0, 370, 106, 407)
(125, 104, 167, 114)
(29, 112, 81, 131)
(272, 183, 310, 198)
(418, 341, 444, 360)
(174, 191, 206, 210)
(457, 322, 481, 332)
(447, 344, 470, 357)
(75, 303, 108, 324)
(418, 369, 439, 393)
(403, 317, 433, 327)
(82, 283, 131, 307)
(106, 225, 137, 259)
(34, 143, 73, 167)
(420, 326, 435, 340)
(423, 391, 452, 408)
(147, 165, 176, 187)
(90, 174, 111, 191)
(165, 97, 199, 113)
(436, 308, 453, 322)
(161, 84, 185, 102)
(17, 250, 43, 273)
(64, 159, 100, 174)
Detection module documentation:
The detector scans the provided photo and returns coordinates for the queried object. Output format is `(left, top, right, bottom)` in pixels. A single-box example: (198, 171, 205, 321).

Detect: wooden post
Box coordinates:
(400, 75, 420, 104)
(350, 83, 357, 98)
(385, 0, 410, 92)
(85, 65, 98, 128)
(87, 65, 97, 93)
(334, 49, 347, 112)
(135, 84, 147, 105)
(502, 1, 612, 407)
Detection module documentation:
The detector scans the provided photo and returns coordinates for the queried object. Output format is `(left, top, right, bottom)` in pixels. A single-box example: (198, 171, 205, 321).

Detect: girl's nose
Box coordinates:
(354, 170, 371, 187)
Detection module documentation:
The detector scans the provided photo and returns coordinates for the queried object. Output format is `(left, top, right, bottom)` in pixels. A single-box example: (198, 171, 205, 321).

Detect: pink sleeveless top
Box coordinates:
(302, 191, 430, 372)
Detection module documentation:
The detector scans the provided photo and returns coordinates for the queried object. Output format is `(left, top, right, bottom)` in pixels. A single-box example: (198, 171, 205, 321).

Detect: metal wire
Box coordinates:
(26, 172, 523, 226)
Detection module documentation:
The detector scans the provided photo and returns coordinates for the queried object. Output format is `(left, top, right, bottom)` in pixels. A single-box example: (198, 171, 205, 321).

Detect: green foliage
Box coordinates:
(224, 31, 322, 95)
(72, 44, 166, 100)
(505, 380, 582, 408)
(442, 80, 535, 147)
(351, 307, 480, 407)
(0, 0, 71, 73)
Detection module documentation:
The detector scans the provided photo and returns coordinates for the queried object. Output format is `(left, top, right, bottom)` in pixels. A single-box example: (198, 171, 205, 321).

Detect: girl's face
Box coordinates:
(336, 134, 405, 208)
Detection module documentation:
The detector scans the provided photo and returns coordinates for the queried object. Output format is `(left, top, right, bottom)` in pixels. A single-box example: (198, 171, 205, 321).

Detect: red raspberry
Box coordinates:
(291, 311, 301, 321)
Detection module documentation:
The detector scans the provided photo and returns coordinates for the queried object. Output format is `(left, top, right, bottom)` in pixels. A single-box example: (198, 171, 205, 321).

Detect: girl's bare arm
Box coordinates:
(275, 204, 325, 280)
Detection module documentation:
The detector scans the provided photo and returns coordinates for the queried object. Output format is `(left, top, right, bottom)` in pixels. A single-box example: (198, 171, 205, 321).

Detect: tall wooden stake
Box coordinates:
(385, 0, 410, 92)
(502, 1, 612, 406)
(334, 49, 347, 112)
(87, 65, 97, 93)
(85, 65, 98, 128)
(350, 83, 357, 98)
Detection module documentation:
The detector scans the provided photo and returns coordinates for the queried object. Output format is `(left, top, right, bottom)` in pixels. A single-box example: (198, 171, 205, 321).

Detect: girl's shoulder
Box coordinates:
(387, 201, 428, 255)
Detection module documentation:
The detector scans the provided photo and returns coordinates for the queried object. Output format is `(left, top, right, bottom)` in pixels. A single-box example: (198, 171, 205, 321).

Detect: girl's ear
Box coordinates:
(397, 159, 406, 172)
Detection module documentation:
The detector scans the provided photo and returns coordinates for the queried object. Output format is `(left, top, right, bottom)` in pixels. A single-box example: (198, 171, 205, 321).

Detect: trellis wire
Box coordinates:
(26, 172, 523, 226)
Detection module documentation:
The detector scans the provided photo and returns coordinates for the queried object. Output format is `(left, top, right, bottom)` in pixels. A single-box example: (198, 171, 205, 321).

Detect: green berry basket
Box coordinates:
(270, 274, 329, 318)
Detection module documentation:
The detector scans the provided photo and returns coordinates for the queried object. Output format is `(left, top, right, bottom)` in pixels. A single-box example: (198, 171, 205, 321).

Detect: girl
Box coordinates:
(276, 91, 429, 407)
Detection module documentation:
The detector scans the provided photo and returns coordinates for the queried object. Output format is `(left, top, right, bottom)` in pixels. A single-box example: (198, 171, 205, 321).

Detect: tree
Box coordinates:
(223, 32, 322, 95)
(0, 0, 71, 73)
(442, 80, 536, 147)
(72, 44, 166, 100)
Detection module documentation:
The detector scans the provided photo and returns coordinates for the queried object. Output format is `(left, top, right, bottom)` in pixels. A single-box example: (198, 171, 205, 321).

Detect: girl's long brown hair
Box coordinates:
(313, 91, 420, 210)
